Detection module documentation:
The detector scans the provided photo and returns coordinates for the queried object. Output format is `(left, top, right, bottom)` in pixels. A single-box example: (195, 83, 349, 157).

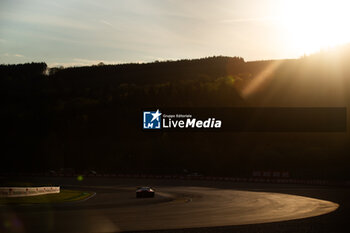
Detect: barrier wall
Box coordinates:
(0, 186, 60, 197)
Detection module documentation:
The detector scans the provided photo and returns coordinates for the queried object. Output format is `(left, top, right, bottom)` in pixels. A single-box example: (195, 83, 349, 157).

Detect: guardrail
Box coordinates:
(0, 186, 60, 197)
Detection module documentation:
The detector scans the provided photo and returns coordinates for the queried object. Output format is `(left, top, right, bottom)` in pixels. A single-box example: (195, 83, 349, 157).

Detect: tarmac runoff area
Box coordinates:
(0, 178, 340, 233)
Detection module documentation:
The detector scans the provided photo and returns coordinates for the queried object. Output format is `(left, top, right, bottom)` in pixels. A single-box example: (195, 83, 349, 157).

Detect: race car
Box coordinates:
(136, 187, 155, 198)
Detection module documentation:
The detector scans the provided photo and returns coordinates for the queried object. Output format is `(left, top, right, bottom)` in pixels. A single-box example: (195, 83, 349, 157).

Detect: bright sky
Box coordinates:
(1, 0, 350, 66)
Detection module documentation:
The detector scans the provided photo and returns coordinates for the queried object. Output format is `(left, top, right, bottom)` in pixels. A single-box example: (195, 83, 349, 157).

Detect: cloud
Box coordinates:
(220, 16, 277, 23)
(48, 58, 125, 68)
(1, 53, 24, 58)
(99, 20, 113, 27)
(1, 11, 92, 31)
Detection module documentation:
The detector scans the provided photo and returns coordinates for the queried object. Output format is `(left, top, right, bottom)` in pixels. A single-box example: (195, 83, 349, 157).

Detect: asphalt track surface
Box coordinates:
(0, 177, 348, 233)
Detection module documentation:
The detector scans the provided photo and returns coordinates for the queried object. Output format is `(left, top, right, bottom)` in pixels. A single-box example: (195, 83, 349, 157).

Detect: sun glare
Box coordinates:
(279, 0, 350, 55)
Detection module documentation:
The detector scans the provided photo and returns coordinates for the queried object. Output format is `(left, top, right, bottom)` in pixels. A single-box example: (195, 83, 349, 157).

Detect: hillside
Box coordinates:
(1, 49, 350, 178)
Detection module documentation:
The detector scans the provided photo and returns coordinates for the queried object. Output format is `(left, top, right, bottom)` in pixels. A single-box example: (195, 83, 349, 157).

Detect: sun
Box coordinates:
(279, 0, 350, 55)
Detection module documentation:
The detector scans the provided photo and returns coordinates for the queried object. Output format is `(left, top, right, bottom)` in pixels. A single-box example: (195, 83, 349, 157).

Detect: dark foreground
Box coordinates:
(0, 177, 349, 233)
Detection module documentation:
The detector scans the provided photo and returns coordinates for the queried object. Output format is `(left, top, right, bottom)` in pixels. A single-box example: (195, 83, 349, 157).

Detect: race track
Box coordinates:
(0, 178, 339, 233)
